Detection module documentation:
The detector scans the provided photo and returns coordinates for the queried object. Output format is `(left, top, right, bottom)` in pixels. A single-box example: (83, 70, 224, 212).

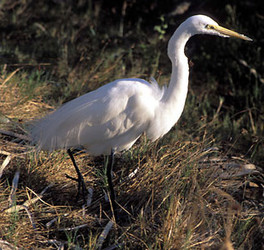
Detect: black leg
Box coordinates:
(66, 149, 87, 204)
(106, 149, 117, 219)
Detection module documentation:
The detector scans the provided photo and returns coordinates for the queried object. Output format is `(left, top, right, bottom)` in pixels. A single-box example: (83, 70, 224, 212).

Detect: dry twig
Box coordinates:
(0, 154, 12, 178)
(96, 220, 114, 250)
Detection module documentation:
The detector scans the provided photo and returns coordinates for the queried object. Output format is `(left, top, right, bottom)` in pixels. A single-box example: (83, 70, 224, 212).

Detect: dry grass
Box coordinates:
(0, 70, 263, 249)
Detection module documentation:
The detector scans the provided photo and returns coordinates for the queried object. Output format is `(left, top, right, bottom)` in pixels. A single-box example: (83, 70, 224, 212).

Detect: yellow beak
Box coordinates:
(212, 25, 252, 41)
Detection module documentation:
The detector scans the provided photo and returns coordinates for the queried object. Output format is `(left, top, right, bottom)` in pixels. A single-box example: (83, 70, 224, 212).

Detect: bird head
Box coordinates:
(187, 15, 252, 41)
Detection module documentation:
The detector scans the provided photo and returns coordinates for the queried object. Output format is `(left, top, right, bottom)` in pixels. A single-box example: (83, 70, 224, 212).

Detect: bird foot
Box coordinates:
(65, 174, 78, 182)
(65, 173, 88, 204)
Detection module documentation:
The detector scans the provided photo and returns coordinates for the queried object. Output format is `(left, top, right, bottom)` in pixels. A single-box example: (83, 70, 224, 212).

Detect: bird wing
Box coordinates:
(32, 78, 162, 155)
(149, 77, 166, 100)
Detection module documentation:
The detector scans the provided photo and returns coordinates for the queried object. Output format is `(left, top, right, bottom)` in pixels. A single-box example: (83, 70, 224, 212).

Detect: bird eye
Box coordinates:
(205, 24, 215, 30)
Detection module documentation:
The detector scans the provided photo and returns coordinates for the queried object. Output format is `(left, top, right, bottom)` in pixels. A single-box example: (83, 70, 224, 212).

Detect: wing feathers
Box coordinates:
(32, 78, 164, 155)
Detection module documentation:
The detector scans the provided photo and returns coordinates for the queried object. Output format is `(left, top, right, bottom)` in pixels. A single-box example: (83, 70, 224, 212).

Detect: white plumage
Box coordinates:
(32, 15, 251, 156)
(33, 78, 166, 155)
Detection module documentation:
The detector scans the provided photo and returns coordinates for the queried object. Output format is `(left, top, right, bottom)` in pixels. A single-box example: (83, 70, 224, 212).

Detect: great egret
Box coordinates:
(31, 15, 251, 216)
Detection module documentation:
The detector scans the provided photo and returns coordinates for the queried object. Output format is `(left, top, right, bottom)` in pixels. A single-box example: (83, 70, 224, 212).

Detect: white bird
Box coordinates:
(31, 15, 251, 216)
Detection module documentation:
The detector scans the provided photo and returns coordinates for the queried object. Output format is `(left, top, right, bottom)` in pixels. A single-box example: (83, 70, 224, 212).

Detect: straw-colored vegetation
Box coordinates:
(0, 1, 263, 249)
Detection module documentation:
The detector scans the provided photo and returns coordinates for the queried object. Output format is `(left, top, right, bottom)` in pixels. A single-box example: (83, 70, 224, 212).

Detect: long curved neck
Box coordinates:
(161, 23, 192, 122)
